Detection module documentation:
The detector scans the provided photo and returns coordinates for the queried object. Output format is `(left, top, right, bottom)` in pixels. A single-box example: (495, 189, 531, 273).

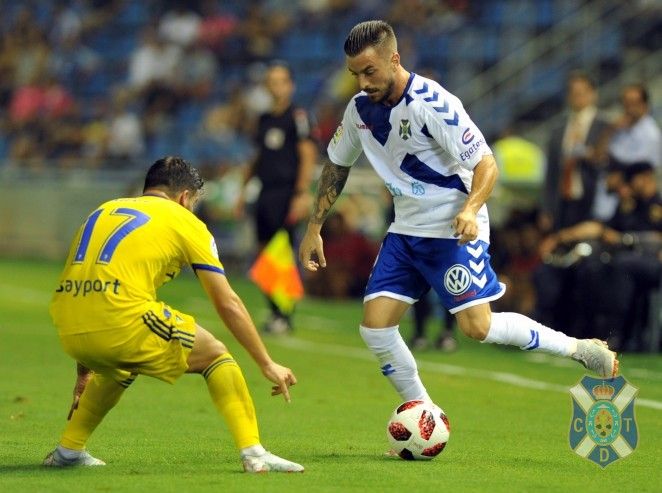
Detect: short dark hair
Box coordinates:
(344, 20, 395, 57)
(624, 161, 654, 182)
(567, 71, 596, 90)
(267, 59, 294, 79)
(623, 83, 649, 104)
(143, 156, 204, 194)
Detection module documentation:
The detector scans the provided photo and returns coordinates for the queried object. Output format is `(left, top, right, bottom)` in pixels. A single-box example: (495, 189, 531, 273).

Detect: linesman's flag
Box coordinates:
(249, 230, 304, 315)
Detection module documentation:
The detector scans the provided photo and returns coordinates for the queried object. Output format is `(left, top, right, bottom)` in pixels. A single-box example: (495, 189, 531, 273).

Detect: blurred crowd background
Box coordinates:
(0, 0, 660, 352)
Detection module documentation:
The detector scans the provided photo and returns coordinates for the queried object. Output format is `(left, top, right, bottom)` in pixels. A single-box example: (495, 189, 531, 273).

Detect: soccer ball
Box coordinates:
(387, 400, 450, 460)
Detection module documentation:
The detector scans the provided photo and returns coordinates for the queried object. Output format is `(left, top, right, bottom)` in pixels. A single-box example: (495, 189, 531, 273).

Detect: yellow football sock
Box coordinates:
(203, 353, 260, 449)
(59, 373, 127, 450)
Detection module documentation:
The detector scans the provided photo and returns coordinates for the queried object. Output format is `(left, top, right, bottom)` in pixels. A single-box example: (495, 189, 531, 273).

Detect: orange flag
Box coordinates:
(249, 230, 304, 315)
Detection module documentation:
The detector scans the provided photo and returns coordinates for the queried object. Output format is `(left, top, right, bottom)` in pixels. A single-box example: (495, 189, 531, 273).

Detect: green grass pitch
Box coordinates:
(1, 258, 661, 492)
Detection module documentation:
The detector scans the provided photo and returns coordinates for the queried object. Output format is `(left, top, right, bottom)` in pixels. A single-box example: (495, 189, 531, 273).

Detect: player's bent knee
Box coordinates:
(187, 333, 229, 373)
(457, 317, 490, 341)
(459, 322, 490, 341)
(207, 339, 227, 361)
(455, 310, 491, 341)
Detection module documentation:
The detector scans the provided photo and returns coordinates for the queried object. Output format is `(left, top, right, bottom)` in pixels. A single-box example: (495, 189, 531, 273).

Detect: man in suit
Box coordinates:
(540, 72, 610, 231)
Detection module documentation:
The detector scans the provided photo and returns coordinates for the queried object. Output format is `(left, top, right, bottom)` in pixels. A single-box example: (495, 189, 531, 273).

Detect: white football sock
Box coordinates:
(359, 325, 430, 402)
(483, 312, 577, 357)
(56, 445, 82, 459)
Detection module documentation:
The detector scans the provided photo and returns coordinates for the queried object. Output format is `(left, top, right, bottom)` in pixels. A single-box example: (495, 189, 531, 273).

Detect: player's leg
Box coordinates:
(187, 325, 303, 472)
(45, 328, 141, 467)
(427, 238, 618, 377)
(454, 302, 618, 377)
(44, 371, 132, 467)
(361, 296, 431, 402)
(455, 302, 576, 353)
(360, 234, 435, 402)
(186, 326, 260, 450)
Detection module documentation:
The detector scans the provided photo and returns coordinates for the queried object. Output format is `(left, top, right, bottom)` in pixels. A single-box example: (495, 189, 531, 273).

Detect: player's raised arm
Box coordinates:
(299, 162, 351, 271)
(196, 269, 297, 402)
(453, 154, 499, 244)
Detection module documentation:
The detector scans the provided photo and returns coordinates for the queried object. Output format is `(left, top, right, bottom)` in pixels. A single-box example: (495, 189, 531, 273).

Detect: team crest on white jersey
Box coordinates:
(399, 119, 411, 140)
(411, 182, 425, 195)
(443, 264, 472, 295)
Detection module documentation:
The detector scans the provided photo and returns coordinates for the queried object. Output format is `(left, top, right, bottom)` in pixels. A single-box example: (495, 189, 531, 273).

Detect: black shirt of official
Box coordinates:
(608, 194, 662, 233)
(254, 105, 311, 190)
(252, 104, 312, 245)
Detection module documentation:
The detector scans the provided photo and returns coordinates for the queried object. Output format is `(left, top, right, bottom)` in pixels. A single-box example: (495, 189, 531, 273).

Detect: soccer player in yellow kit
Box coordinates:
(44, 156, 304, 473)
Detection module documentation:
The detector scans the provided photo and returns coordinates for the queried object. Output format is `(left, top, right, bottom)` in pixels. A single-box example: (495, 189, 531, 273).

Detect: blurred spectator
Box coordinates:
(49, 4, 83, 45)
(8, 11, 50, 88)
(313, 99, 344, 148)
(593, 84, 661, 221)
(535, 162, 662, 349)
(128, 28, 182, 142)
(49, 32, 100, 91)
(45, 112, 84, 167)
(8, 130, 45, 169)
(158, 5, 202, 48)
(388, 0, 463, 34)
(9, 73, 75, 124)
(106, 89, 145, 162)
(175, 40, 219, 101)
(491, 126, 546, 225)
(242, 1, 294, 61)
(196, 163, 251, 264)
(303, 212, 380, 299)
(491, 210, 542, 318)
(128, 28, 181, 91)
(608, 84, 661, 169)
(80, 103, 109, 167)
(409, 294, 457, 352)
(242, 62, 273, 121)
(197, 0, 240, 53)
(183, 101, 253, 169)
(235, 62, 318, 333)
(539, 72, 610, 232)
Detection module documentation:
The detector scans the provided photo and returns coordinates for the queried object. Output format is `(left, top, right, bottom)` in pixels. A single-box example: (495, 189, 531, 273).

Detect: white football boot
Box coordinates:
(43, 448, 106, 467)
(572, 339, 619, 378)
(241, 451, 304, 473)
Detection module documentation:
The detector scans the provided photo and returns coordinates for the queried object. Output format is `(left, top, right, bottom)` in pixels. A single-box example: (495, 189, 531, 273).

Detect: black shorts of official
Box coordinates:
(256, 189, 295, 245)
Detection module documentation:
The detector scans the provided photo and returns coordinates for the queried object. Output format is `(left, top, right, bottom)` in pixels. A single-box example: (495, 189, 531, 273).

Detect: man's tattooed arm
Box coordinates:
(310, 162, 350, 225)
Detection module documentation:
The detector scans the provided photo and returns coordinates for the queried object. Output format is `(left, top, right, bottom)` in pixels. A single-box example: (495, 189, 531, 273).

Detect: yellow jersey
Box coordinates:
(50, 195, 224, 334)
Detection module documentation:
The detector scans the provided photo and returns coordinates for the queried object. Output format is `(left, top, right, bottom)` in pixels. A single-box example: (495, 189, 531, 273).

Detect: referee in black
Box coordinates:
(236, 61, 318, 333)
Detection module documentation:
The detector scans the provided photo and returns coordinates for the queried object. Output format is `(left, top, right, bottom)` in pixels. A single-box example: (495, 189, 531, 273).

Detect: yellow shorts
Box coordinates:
(59, 303, 197, 386)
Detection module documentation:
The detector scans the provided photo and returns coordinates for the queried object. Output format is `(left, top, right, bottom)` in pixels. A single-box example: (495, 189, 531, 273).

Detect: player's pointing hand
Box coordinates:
(261, 362, 297, 402)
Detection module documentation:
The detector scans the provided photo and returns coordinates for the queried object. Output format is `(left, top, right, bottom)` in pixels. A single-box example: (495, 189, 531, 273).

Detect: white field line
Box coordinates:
(3, 285, 662, 410)
(271, 336, 662, 411)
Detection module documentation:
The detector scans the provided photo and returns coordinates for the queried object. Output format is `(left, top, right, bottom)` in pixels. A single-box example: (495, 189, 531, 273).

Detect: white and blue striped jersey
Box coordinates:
(328, 72, 493, 241)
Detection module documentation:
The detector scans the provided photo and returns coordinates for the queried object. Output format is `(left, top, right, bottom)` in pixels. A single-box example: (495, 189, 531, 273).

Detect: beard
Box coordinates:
(366, 78, 395, 104)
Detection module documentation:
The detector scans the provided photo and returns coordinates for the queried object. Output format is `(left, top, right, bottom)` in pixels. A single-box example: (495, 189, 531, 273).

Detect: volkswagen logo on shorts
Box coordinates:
(444, 264, 472, 295)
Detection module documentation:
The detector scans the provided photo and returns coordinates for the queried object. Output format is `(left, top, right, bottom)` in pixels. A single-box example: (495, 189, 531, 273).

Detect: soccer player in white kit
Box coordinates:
(299, 20, 618, 405)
